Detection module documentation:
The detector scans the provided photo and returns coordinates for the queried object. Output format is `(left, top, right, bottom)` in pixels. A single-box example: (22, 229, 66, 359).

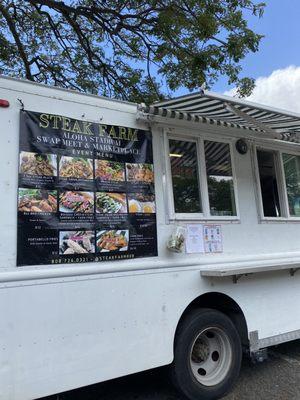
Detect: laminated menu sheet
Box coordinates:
(203, 224, 223, 253)
(186, 224, 205, 254)
(186, 224, 222, 254)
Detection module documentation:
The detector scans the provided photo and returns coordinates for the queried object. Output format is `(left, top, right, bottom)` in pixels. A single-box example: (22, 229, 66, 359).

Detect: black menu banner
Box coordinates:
(17, 110, 158, 266)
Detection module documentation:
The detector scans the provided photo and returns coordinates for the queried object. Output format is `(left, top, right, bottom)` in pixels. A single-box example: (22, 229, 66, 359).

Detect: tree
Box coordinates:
(0, 0, 265, 102)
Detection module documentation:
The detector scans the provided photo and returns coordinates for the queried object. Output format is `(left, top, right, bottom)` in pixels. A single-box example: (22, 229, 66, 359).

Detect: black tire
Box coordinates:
(170, 308, 242, 400)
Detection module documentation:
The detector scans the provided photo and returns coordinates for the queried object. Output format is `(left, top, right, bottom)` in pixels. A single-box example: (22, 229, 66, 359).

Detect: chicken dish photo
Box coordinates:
(18, 188, 57, 213)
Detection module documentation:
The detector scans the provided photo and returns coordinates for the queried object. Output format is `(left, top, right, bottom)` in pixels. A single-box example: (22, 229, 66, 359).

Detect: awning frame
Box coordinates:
(138, 90, 300, 144)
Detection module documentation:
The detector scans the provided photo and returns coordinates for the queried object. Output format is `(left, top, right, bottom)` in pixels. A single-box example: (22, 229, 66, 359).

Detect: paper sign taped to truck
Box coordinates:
(17, 111, 158, 266)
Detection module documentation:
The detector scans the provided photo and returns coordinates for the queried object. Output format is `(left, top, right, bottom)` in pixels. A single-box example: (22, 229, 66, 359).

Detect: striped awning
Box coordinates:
(139, 91, 300, 143)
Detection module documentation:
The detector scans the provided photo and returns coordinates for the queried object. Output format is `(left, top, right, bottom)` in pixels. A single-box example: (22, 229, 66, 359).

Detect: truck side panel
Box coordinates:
(1, 78, 300, 399)
(1, 269, 300, 400)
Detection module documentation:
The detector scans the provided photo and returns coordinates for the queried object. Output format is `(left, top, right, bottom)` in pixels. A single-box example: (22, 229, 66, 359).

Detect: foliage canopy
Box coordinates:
(0, 1, 265, 102)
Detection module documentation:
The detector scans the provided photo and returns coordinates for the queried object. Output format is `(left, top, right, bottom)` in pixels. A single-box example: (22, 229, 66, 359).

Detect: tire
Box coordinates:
(170, 308, 242, 400)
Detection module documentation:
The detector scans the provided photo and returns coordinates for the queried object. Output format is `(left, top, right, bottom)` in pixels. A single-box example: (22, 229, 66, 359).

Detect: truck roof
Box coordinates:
(0, 74, 137, 107)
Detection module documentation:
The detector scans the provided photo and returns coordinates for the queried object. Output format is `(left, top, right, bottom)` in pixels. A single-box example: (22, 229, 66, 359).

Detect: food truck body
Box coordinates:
(2, 75, 300, 400)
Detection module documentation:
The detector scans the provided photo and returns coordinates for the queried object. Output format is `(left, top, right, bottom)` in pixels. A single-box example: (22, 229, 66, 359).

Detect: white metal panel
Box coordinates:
(1, 268, 300, 399)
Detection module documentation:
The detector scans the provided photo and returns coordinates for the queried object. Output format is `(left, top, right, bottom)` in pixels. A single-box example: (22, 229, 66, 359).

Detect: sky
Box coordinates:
(210, 0, 300, 112)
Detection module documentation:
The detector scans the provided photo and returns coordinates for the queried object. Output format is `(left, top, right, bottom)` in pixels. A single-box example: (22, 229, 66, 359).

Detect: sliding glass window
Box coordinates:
(283, 153, 300, 217)
(169, 139, 202, 214)
(204, 141, 237, 216)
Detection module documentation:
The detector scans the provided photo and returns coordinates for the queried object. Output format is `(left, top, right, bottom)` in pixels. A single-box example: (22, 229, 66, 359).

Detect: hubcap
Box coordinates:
(189, 327, 232, 386)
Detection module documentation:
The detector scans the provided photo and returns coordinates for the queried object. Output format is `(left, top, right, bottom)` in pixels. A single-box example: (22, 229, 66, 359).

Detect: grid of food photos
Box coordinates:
(18, 153, 156, 258)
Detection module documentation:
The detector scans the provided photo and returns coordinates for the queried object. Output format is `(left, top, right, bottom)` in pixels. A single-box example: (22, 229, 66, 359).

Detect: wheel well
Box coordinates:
(176, 292, 249, 348)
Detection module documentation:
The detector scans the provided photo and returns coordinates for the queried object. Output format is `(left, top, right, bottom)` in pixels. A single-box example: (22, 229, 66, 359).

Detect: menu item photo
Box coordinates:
(128, 194, 155, 214)
(95, 160, 125, 181)
(18, 188, 57, 212)
(96, 192, 127, 214)
(59, 230, 95, 254)
(59, 156, 93, 180)
(126, 163, 154, 183)
(19, 152, 57, 176)
(96, 230, 129, 252)
(59, 191, 94, 214)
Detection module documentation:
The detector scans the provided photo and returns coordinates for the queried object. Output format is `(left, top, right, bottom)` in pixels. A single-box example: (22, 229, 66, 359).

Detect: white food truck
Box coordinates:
(2, 75, 300, 400)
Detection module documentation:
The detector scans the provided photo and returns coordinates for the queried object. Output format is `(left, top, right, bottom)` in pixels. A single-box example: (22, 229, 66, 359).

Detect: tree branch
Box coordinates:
(0, 3, 33, 80)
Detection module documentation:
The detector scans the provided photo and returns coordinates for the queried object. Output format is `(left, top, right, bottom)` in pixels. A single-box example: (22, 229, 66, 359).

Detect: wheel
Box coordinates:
(171, 308, 242, 400)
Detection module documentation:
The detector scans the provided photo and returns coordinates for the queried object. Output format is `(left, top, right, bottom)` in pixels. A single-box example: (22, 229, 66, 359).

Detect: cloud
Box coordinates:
(224, 66, 300, 113)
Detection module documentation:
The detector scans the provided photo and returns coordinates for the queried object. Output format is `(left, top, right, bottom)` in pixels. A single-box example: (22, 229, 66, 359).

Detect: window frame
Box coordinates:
(164, 130, 240, 222)
(253, 144, 300, 222)
(165, 134, 204, 220)
(282, 152, 300, 218)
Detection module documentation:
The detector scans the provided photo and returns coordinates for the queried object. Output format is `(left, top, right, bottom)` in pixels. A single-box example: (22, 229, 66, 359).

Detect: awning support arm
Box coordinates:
(225, 103, 284, 140)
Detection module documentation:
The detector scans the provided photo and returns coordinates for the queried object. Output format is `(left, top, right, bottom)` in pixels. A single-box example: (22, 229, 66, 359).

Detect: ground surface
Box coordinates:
(42, 340, 300, 400)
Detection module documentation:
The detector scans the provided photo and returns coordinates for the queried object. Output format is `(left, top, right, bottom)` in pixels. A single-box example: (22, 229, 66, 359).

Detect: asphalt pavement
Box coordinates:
(42, 340, 300, 400)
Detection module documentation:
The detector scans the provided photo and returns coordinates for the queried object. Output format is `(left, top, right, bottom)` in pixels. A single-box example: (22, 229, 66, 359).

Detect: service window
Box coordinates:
(256, 148, 300, 220)
(167, 135, 238, 220)
(282, 153, 300, 217)
(204, 141, 237, 217)
(257, 150, 282, 217)
(169, 139, 202, 213)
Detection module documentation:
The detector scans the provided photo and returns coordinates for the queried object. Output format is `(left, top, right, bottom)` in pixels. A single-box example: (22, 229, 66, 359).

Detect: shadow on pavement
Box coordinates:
(41, 340, 300, 400)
